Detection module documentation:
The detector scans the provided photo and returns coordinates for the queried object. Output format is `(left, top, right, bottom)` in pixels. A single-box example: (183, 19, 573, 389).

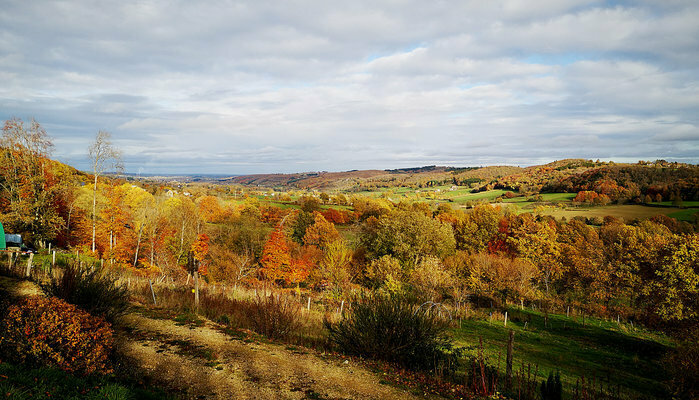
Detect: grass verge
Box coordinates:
(452, 307, 673, 399)
(0, 360, 172, 400)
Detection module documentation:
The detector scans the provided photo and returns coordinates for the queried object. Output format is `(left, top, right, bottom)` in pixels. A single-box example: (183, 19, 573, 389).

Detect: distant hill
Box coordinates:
(490, 159, 699, 202)
(224, 159, 698, 202)
(226, 165, 523, 191)
(225, 169, 388, 190)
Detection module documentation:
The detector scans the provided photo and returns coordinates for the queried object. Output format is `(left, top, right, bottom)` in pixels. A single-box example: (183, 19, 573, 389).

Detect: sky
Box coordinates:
(1, 1, 698, 174)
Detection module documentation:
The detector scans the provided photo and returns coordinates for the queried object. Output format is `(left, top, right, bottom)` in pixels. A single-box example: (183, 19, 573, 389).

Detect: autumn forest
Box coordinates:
(1, 118, 698, 399)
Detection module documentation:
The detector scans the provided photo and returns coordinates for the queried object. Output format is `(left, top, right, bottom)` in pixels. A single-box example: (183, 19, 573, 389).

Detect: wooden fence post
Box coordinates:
(25, 253, 34, 277)
(506, 330, 515, 390)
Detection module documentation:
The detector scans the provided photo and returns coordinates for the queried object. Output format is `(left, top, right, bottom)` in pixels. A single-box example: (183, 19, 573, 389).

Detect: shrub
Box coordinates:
(149, 286, 303, 342)
(248, 292, 302, 340)
(42, 263, 129, 322)
(541, 371, 562, 400)
(0, 296, 113, 375)
(325, 293, 461, 372)
(664, 331, 699, 399)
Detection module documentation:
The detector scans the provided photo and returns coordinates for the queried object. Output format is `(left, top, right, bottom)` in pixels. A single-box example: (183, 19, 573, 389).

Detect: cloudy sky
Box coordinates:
(1, 1, 698, 174)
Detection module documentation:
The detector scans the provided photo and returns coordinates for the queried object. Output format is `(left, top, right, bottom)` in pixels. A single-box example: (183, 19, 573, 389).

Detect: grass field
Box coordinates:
(235, 187, 697, 225)
(668, 208, 699, 222)
(650, 201, 699, 207)
(539, 205, 686, 222)
(453, 308, 672, 399)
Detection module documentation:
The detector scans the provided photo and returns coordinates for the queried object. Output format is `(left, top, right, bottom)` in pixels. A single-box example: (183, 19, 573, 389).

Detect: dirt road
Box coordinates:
(1, 275, 427, 399)
(117, 312, 422, 400)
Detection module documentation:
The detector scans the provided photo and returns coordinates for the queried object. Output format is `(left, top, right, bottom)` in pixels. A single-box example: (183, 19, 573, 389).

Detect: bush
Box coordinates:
(0, 296, 113, 375)
(541, 371, 562, 400)
(147, 286, 303, 342)
(325, 293, 461, 372)
(664, 331, 699, 399)
(248, 292, 302, 340)
(42, 263, 129, 322)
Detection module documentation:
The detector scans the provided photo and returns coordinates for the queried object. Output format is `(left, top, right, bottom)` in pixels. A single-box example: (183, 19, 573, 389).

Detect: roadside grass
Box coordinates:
(0, 360, 172, 400)
(452, 308, 672, 399)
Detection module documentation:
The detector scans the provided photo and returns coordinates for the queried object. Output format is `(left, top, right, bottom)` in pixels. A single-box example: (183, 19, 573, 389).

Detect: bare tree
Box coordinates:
(88, 131, 122, 253)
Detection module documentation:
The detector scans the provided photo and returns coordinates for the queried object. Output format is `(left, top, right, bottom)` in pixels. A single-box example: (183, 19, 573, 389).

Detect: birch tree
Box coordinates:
(88, 131, 122, 253)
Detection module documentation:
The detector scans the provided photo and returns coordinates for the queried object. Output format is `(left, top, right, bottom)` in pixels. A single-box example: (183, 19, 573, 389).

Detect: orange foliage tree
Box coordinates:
(573, 190, 610, 205)
(198, 195, 227, 223)
(303, 212, 341, 250)
(259, 227, 292, 282)
(321, 208, 352, 224)
(190, 233, 210, 276)
(98, 185, 135, 264)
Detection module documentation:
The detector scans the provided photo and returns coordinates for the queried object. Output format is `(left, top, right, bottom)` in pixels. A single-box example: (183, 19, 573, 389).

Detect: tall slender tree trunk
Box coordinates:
(194, 270, 200, 313)
(177, 218, 185, 263)
(92, 175, 97, 252)
(66, 204, 73, 246)
(133, 223, 143, 267)
(150, 234, 155, 267)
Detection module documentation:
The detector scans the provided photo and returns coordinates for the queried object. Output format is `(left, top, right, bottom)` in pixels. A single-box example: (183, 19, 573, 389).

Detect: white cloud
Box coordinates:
(0, 0, 697, 173)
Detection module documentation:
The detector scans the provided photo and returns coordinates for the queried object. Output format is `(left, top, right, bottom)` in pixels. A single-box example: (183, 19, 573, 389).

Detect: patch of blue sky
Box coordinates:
(270, 81, 316, 90)
(457, 83, 487, 90)
(524, 53, 595, 66)
(365, 43, 426, 62)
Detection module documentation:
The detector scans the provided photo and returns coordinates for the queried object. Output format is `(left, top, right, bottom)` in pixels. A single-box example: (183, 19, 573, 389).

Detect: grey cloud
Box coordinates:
(0, 0, 697, 174)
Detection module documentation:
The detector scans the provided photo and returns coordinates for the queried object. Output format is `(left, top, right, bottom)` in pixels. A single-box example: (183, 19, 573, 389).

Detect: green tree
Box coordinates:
(362, 210, 456, 266)
(504, 214, 561, 294)
(641, 235, 699, 321)
(454, 204, 502, 252)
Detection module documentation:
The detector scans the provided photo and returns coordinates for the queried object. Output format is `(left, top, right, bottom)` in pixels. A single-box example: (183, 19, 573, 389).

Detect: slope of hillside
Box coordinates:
(226, 170, 388, 189)
(227, 165, 525, 191)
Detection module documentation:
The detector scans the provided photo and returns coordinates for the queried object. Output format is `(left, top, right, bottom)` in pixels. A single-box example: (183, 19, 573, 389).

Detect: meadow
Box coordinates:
(453, 308, 672, 399)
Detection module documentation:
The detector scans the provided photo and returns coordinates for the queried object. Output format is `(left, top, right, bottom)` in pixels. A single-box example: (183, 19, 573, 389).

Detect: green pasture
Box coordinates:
(453, 308, 672, 399)
(668, 208, 699, 222)
(540, 205, 686, 222)
(649, 201, 699, 207)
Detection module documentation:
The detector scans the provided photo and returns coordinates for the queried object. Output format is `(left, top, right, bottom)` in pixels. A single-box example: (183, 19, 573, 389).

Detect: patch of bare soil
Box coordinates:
(117, 312, 424, 400)
(0, 275, 42, 298)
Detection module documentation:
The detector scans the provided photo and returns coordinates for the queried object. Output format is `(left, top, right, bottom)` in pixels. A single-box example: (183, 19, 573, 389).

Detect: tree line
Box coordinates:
(1, 118, 697, 335)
